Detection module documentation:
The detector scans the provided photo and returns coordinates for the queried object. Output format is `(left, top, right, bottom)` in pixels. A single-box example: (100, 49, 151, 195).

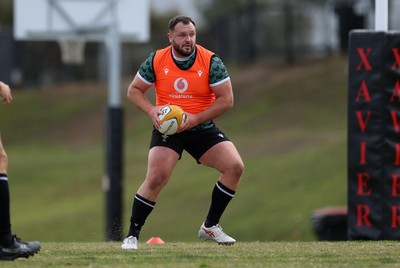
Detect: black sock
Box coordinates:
(0, 174, 13, 247)
(204, 181, 235, 228)
(127, 194, 155, 240)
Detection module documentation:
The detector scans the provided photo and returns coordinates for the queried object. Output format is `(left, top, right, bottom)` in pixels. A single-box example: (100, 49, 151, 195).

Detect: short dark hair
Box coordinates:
(168, 15, 196, 31)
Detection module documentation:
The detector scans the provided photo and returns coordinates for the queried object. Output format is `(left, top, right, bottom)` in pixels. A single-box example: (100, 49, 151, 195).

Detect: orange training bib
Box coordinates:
(153, 45, 215, 114)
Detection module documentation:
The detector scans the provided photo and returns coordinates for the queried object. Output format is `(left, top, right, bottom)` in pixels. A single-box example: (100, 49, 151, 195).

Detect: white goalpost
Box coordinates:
(375, 0, 389, 31)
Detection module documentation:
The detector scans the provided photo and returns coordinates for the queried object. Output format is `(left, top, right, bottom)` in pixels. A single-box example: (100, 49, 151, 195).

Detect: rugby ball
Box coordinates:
(158, 105, 186, 135)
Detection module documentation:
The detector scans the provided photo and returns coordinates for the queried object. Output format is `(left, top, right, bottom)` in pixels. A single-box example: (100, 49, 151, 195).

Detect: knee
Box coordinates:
(237, 161, 244, 177)
(0, 149, 7, 161)
(0, 149, 8, 172)
(231, 160, 244, 181)
(145, 173, 169, 192)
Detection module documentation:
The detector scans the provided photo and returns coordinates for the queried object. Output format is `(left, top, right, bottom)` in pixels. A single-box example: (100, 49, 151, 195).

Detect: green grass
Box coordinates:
(2, 241, 400, 267)
(0, 55, 349, 243)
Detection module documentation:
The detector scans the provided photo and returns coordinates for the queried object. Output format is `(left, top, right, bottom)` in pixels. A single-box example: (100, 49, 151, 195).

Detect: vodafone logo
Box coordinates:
(174, 78, 188, 93)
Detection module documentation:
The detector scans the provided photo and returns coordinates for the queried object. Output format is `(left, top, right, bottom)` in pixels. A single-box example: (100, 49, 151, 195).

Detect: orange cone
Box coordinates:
(146, 237, 165, 244)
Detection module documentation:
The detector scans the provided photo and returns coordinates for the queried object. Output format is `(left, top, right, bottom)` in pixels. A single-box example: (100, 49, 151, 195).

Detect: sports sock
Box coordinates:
(0, 174, 13, 247)
(204, 181, 235, 228)
(127, 194, 155, 240)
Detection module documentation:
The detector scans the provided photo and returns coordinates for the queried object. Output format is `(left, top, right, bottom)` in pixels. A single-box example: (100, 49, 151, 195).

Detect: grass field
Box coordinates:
(0, 55, 348, 245)
(2, 241, 400, 267)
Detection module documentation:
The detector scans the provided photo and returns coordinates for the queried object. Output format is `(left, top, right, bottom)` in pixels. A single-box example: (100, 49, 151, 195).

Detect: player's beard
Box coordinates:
(173, 42, 195, 57)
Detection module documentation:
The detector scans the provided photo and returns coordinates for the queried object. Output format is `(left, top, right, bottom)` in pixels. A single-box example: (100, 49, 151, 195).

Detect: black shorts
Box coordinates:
(150, 122, 230, 163)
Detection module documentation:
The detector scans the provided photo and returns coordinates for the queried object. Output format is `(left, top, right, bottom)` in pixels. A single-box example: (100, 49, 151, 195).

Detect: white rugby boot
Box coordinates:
(198, 222, 236, 245)
(121, 236, 138, 250)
